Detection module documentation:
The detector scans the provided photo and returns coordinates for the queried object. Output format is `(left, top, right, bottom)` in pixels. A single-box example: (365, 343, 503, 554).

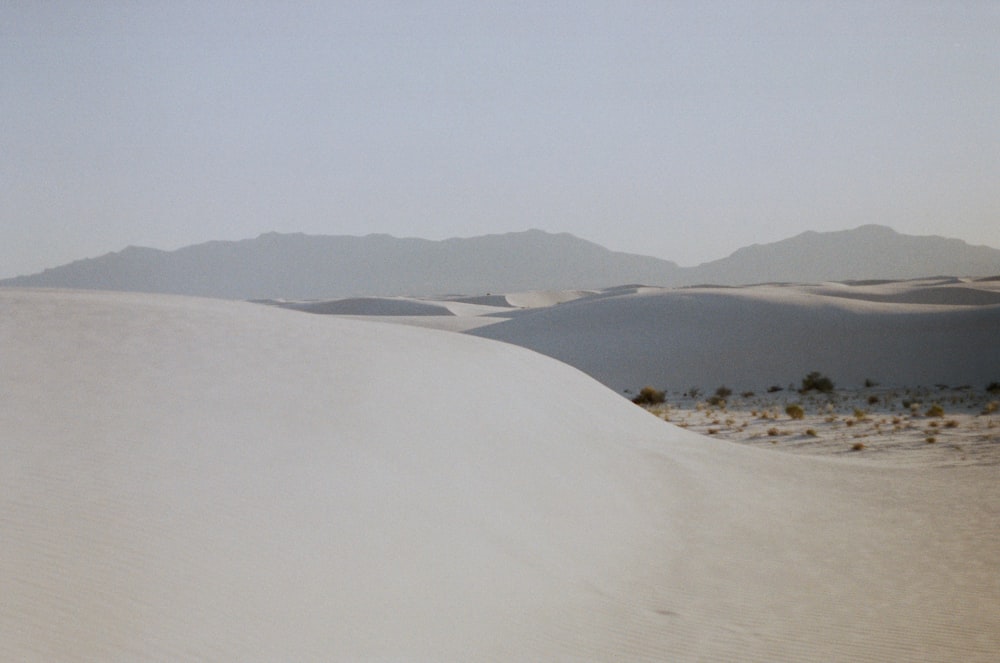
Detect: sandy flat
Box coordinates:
(2, 288, 999, 661)
(635, 385, 1000, 467)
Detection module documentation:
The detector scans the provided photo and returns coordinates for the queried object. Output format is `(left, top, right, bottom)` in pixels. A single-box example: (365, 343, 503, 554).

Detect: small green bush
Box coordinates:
(800, 371, 834, 394)
(785, 403, 805, 420)
(632, 386, 666, 406)
(925, 403, 945, 418)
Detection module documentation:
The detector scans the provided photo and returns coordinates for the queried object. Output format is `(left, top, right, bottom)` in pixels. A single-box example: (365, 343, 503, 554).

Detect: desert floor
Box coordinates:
(633, 385, 1000, 467)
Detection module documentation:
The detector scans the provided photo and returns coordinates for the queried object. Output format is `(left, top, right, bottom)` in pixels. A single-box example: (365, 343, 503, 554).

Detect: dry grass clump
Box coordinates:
(926, 436, 937, 444)
(925, 403, 945, 418)
(805, 428, 818, 437)
(706, 385, 731, 407)
(983, 401, 999, 415)
(632, 386, 666, 406)
(851, 442, 865, 451)
(785, 403, 805, 420)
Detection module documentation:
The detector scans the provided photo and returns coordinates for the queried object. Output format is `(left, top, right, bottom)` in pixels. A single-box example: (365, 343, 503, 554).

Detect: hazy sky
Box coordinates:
(3, 1, 999, 278)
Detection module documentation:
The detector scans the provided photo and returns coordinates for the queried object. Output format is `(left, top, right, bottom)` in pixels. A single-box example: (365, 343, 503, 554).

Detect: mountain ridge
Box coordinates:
(3, 225, 998, 299)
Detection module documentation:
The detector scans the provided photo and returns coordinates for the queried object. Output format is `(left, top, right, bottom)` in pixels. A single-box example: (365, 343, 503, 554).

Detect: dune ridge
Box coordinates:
(2, 289, 998, 661)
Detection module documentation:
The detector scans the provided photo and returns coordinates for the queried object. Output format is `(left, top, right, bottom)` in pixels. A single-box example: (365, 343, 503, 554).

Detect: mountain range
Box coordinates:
(3, 225, 998, 299)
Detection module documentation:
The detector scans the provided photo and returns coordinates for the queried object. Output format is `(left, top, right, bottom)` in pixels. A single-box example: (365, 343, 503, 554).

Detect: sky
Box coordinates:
(3, 1, 999, 278)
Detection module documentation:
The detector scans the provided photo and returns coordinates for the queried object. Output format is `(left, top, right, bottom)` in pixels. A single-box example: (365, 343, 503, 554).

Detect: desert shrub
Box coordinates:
(926, 436, 937, 444)
(925, 403, 945, 418)
(800, 371, 834, 394)
(767, 385, 783, 393)
(686, 387, 701, 399)
(853, 408, 867, 420)
(706, 395, 726, 407)
(741, 391, 755, 398)
(987, 381, 1000, 394)
(867, 395, 879, 405)
(983, 401, 999, 415)
(767, 427, 780, 436)
(851, 442, 865, 451)
(864, 378, 879, 388)
(785, 403, 805, 420)
(714, 385, 732, 399)
(944, 419, 959, 428)
(805, 428, 818, 437)
(632, 386, 666, 406)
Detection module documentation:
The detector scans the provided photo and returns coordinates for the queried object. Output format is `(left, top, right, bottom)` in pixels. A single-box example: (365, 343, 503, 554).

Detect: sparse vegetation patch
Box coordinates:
(642, 382, 997, 463)
(800, 371, 834, 394)
(925, 404, 945, 418)
(632, 386, 666, 406)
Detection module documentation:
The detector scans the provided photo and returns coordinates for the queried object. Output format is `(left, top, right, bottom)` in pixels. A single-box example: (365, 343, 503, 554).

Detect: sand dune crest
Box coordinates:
(2, 289, 998, 661)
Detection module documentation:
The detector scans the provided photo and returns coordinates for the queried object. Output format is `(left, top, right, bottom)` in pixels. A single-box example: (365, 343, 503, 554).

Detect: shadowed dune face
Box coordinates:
(469, 282, 1000, 392)
(2, 289, 999, 661)
(270, 296, 455, 316)
(808, 281, 1000, 306)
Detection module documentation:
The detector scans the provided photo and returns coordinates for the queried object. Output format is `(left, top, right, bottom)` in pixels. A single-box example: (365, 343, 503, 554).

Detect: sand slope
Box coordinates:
(2, 289, 998, 661)
(469, 279, 1000, 392)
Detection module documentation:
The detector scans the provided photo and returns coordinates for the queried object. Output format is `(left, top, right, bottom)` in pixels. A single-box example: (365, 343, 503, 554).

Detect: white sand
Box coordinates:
(639, 386, 1000, 467)
(2, 288, 999, 661)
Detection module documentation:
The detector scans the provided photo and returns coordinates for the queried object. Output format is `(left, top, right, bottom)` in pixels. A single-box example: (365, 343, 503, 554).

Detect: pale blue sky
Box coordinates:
(3, 1, 998, 278)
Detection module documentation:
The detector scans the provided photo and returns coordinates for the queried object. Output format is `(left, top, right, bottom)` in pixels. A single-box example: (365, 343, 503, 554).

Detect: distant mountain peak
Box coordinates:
(2, 226, 997, 298)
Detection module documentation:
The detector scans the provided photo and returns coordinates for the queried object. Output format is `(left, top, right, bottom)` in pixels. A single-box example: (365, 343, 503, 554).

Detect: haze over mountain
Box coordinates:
(684, 224, 1000, 285)
(3, 225, 998, 299)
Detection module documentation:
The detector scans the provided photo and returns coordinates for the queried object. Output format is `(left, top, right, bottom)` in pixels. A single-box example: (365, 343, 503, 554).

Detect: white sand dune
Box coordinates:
(469, 280, 1000, 392)
(267, 296, 456, 316)
(2, 289, 999, 661)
